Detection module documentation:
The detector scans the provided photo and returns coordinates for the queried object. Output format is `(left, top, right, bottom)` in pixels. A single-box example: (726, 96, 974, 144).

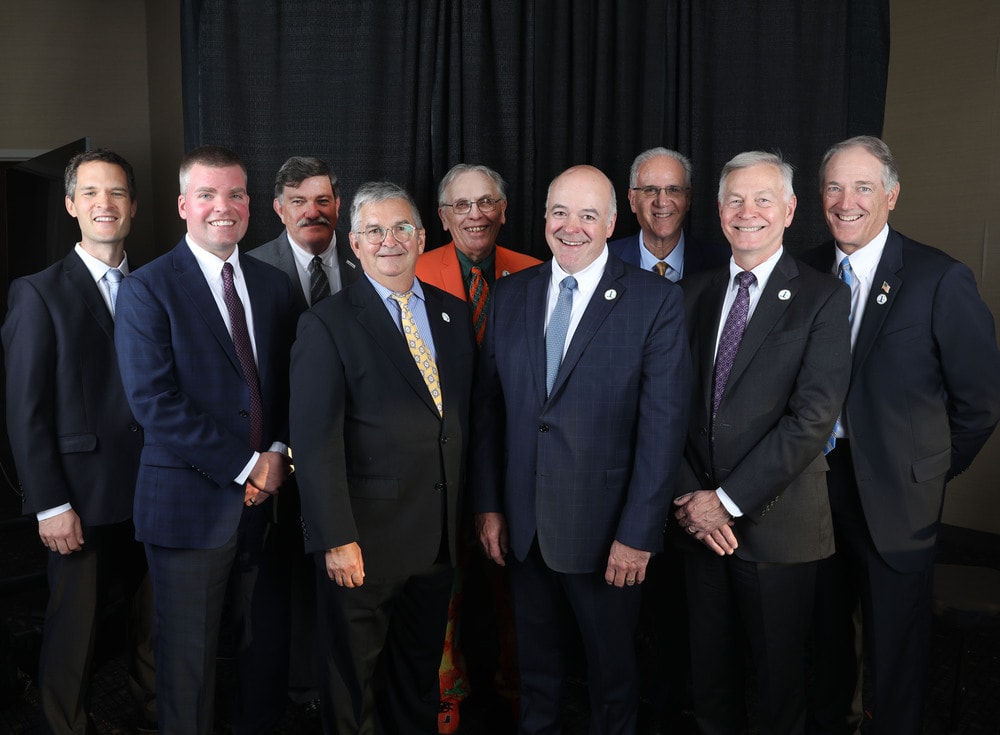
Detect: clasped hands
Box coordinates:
(243, 450, 292, 507)
(674, 490, 739, 556)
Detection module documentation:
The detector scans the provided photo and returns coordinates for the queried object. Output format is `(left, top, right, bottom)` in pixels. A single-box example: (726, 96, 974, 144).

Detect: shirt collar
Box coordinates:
(835, 223, 888, 282)
(74, 243, 128, 282)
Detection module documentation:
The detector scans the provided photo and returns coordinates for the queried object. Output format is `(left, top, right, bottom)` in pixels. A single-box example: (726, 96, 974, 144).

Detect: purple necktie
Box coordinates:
(712, 270, 756, 427)
(222, 262, 263, 450)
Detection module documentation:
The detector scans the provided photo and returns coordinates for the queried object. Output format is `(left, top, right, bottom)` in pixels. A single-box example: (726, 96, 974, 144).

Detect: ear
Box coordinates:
(177, 194, 188, 221)
(437, 207, 450, 232)
(349, 231, 362, 258)
(886, 182, 900, 211)
(272, 197, 283, 218)
(784, 195, 797, 227)
(65, 195, 77, 219)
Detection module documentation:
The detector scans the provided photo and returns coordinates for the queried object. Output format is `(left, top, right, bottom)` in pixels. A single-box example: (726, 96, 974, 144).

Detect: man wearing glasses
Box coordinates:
(610, 147, 728, 283)
(290, 182, 475, 735)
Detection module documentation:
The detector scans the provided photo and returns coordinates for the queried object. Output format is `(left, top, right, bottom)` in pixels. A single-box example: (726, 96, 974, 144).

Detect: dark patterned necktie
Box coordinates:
(222, 262, 263, 449)
(825, 257, 856, 454)
(309, 255, 331, 305)
(712, 270, 756, 426)
(469, 265, 489, 345)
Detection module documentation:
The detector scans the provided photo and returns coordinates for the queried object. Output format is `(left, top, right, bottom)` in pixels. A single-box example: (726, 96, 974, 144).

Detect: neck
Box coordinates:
(642, 232, 680, 260)
(79, 240, 125, 268)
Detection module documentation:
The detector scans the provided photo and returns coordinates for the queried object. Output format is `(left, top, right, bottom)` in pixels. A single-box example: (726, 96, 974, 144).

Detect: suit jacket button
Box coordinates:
(699, 427, 708, 436)
(441, 436, 449, 444)
(129, 423, 139, 432)
(538, 424, 549, 432)
(435, 483, 446, 491)
(239, 409, 249, 417)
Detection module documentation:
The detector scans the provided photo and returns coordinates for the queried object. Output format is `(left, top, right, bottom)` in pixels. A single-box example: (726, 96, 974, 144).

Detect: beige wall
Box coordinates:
(0, 1, 997, 531)
(883, 0, 1000, 533)
(0, 1, 184, 263)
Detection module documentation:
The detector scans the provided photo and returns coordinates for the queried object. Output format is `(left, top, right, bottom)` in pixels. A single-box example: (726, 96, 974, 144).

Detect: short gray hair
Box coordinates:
(819, 135, 899, 192)
(437, 163, 507, 204)
(350, 181, 423, 232)
(629, 147, 693, 188)
(717, 151, 794, 203)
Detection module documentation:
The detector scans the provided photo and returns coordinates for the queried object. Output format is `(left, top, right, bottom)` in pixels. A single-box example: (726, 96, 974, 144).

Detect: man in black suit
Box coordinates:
(608, 147, 729, 282)
(290, 181, 475, 734)
(805, 136, 1000, 735)
(674, 151, 851, 734)
(247, 155, 360, 311)
(2, 148, 156, 734)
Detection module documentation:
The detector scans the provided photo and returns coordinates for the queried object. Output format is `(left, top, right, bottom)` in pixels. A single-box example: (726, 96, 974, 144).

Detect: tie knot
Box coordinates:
(736, 270, 756, 289)
(560, 275, 578, 293)
(105, 267, 123, 284)
(470, 265, 483, 277)
(222, 261, 235, 284)
(390, 291, 413, 309)
(310, 255, 323, 270)
(653, 261, 668, 277)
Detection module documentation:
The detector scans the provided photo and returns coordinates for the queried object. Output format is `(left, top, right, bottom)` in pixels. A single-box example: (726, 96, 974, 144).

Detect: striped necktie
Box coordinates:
(469, 265, 489, 345)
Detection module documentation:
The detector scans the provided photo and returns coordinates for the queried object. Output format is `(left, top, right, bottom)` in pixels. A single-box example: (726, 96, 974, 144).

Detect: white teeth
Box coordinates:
(735, 226, 764, 232)
(559, 239, 584, 246)
(94, 216, 116, 223)
(465, 225, 488, 232)
(210, 220, 235, 227)
(837, 214, 862, 221)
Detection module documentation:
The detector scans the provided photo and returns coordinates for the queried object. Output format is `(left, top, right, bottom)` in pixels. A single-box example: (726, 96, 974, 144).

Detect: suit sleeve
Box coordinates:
(469, 295, 506, 514)
(289, 309, 359, 553)
(114, 274, 255, 487)
(723, 283, 852, 518)
(2, 279, 72, 513)
(934, 262, 1000, 478)
(615, 285, 692, 551)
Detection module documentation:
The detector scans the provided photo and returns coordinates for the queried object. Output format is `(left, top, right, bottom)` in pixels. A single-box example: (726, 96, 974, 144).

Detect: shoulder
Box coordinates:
(417, 243, 454, 266)
(495, 245, 542, 270)
(607, 233, 639, 257)
(245, 234, 286, 262)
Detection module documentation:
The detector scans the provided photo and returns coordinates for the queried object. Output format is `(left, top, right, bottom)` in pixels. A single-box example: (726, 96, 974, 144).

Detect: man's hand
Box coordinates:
(475, 512, 509, 566)
(325, 543, 365, 587)
(245, 451, 292, 505)
(39, 509, 84, 555)
(605, 540, 652, 587)
(674, 490, 738, 555)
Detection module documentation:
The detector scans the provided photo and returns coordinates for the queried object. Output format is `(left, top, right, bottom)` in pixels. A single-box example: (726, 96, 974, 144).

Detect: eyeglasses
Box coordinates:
(439, 196, 503, 215)
(630, 185, 691, 200)
(356, 223, 418, 245)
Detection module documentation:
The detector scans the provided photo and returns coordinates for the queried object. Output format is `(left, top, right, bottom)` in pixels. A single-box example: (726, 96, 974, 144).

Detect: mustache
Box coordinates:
(296, 215, 332, 227)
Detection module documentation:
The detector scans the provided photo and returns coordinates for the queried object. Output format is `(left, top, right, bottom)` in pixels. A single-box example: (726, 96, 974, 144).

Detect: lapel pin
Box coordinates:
(881, 281, 890, 293)
(501, 269, 511, 277)
(604, 289, 617, 301)
(442, 312, 451, 322)
(876, 294, 887, 305)
(778, 289, 791, 301)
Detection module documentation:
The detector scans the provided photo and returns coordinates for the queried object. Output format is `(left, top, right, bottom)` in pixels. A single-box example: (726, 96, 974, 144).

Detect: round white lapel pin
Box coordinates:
(442, 312, 451, 322)
(876, 294, 887, 305)
(778, 289, 791, 301)
(501, 269, 511, 277)
(604, 289, 617, 300)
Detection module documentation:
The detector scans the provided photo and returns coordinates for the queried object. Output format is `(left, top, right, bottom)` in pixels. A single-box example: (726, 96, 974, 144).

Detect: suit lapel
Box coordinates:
(851, 230, 902, 376)
(694, 269, 729, 416)
(353, 278, 441, 417)
(524, 266, 550, 403)
(425, 286, 466, 418)
(726, 253, 797, 388)
(63, 252, 115, 338)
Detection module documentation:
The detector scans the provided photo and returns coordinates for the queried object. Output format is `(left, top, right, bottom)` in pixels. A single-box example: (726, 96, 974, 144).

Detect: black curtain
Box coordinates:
(181, 0, 888, 259)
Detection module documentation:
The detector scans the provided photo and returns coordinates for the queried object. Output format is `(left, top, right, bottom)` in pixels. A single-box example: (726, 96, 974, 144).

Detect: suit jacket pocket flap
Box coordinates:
(348, 475, 399, 500)
(57, 433, 98, 453)
(911, 448, 950, 483)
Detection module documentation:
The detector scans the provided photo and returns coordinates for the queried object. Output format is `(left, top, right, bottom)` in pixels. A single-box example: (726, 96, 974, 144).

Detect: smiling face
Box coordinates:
(821, 145, 899, 254)
(438, 170, 507, 263)
(274, 175, 340, 254)
(544, 166, 617, 274)
(718, 163, 796, 270)
(65, 161, 137, 255)
(349, 197, 426, 291)
(178, 163, 249, 258)
(627, 155, 691, 258)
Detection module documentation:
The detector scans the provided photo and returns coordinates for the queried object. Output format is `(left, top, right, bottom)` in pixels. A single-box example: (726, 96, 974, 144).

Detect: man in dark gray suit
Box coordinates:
(247, 155, 360, 312)
(674, 151, 851, 735)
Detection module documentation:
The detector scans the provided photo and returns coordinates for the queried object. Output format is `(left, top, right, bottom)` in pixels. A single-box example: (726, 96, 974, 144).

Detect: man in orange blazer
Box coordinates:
(416, 163, 539, 732)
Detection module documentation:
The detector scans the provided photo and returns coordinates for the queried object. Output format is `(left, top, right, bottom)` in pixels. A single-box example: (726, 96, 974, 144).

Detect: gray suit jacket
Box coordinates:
(247, 230, 361, 314)
(676, 252, 851, 564)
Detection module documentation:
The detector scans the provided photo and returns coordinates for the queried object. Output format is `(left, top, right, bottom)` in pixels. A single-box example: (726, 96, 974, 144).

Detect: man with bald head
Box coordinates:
(472, 165, 690, 734)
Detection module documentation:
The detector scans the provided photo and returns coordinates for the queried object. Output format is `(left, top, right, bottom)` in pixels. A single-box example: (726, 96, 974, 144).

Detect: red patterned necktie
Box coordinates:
(222, 262, 263, 449)
(469, 266, 489, 346)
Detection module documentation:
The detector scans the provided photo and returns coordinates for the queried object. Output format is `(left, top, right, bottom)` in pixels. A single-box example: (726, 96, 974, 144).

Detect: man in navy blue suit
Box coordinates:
(609, 147, 729, 283)
(115, 146, 296, 735)
(473, 165, 691, 734)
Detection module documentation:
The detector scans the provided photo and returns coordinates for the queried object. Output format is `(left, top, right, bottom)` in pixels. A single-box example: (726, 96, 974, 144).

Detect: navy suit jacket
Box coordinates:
(246, 230, 361, 315)
(115, 240, 295, 549)
(676, 252, 851, 563)
(803, 229, 1000, 572)
(3, 250, 143, 525)
(290, 276, 475, 577)
(607, 231, 730, 279)
(472, 253, 691, 574)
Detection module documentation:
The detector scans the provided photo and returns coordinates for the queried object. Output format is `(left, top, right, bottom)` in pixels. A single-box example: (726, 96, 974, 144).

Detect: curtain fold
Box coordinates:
(182, 0, 889, 258)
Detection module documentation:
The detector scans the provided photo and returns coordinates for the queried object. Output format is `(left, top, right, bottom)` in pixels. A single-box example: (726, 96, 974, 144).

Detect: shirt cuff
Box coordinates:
(236, 452, 260, 485)
(715, 488, 743, 518)
(37, 503, 73, 521)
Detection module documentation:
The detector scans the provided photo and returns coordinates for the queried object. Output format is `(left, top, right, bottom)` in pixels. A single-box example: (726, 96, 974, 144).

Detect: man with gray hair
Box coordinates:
(674, 151, 850, 734)
(291, 181, 475, 734)
(609, 147, 728, 282)
(248, 155, 360, 313)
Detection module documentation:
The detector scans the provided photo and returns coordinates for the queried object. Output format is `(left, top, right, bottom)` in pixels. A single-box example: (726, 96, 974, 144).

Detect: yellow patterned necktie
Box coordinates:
(390, 291, 443, 416)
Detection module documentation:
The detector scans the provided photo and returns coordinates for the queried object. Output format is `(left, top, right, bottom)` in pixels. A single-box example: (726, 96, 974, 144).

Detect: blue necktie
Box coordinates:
(545, 275, 577, 396)
(105, 267, 123, 316)
(825, 257, 856, 454)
